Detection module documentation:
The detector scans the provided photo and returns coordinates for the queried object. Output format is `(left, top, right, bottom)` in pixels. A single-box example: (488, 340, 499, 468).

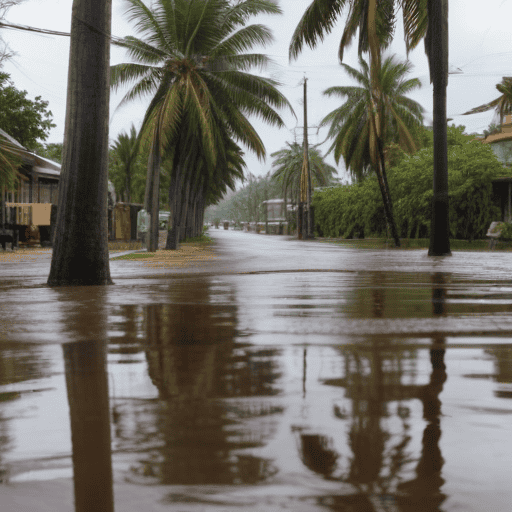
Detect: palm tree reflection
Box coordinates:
(295, 273, 448, 510)
(128, 279, 283, 485)
(63, 340, 114, 512)
(61, 287, 114, 512)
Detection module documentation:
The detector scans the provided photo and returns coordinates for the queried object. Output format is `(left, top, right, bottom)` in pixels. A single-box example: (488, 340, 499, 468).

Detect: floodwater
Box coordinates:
(2, 230, 512, 511)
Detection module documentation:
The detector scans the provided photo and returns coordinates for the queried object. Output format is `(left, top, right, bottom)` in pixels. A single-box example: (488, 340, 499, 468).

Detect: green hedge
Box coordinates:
(314, 140, 508, 240)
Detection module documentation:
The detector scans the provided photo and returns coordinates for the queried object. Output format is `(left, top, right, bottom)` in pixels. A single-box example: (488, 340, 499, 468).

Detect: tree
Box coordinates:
(271, 141, 337, 212)
(463, 77, 512, 124)
(34, 142, 63, 164)
(313, 126, 506, 242)
(320, 55, 423, 246)
(111, 0, 293, 251)
(0, 72, 55, 150)
(289, 0, 451, 255)
(321, 55, 424, 181)
(47, 0, 112, 286)
(110, 124, 139, 203)
(0, 131, 21, 188)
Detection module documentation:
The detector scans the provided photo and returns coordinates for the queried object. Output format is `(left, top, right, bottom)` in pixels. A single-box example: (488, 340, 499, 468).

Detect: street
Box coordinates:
(2, 229, 512, 511)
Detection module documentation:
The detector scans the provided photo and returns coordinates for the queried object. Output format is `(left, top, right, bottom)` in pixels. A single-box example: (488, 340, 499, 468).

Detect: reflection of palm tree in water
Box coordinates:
(137, 280, 282, 485)
(297, 273, 448, 510)
(395, 341, 446, 509)
(63, 341, 114, 512)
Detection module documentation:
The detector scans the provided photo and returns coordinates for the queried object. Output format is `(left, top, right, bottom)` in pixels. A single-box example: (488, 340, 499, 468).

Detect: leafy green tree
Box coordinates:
(0, 72, 55, 150)
(111, 0, 293, 250)
(313, 127, 506, 241)
(33, 142, 63, 164)
(205, 173, 282, 226)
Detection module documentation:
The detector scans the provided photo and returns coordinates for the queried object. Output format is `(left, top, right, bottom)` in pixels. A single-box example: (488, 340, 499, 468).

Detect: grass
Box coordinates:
(112, 252, 155, 260)
(320, 237, 512, 251)
(181, 234, 214, 244)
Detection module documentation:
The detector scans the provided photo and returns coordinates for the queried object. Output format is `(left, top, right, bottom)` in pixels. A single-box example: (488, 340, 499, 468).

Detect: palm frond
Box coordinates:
(289, 0, 348, 61)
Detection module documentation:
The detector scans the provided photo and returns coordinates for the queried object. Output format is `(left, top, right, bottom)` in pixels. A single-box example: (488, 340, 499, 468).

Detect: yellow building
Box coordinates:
(483, 114, 512, 166)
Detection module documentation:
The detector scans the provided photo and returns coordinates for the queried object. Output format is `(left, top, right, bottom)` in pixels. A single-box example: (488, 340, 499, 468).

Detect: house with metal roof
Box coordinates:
(1, 128, 60, 247)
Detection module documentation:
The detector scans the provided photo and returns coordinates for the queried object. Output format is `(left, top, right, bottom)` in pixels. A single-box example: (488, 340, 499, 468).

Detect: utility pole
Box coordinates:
(299, 77, 313, 239)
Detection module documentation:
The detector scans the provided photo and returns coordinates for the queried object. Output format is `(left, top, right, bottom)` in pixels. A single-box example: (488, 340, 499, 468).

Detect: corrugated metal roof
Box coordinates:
(0, 127, 26, 149)
(33, 166, 60, 177)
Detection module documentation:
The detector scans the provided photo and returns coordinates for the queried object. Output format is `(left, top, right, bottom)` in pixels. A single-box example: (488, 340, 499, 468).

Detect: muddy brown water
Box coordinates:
(2, 230, 512, 511)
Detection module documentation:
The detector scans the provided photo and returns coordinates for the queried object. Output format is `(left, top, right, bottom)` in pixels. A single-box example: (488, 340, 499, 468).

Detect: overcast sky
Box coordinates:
(3, 0, 512, 181)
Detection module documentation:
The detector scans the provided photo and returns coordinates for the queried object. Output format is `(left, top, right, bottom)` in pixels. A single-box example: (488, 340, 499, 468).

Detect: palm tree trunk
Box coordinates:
(166, 164, 183, 250)
(145, 137, 161, 252)
(367, 0, 400, 248)
(47, 0, 112, 285)
(178, 177, 191, 242)
(377, 141, 401, 247)
(125, 164, 131, 204)
(427, 0, 451, 256)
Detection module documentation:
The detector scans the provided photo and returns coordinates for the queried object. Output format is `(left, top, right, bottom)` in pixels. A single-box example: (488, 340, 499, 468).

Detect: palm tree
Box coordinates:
(48, 0, 112, 286)
(289, 0, 451, 254)
(321, 56, 423, 246)
(110, 124, 139, 203)
(111, 0, 293, 250)
(0, 134, 21, 188)
(321, 55, 423, 180)
(271, 141, 337, 212)
(463, 77, 512, 123)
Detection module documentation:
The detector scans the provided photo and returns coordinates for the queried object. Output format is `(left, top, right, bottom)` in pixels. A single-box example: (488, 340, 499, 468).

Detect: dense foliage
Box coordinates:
(0, 72, 55, 150)
(313, 126, 509, 240)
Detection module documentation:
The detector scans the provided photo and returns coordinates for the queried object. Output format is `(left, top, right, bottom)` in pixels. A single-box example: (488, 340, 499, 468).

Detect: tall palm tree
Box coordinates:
(110, 124, 139, 203)
(271, 141, 337, 209)
(463, 77, 512, 123)
(289, 0, 451, 255)
(111, 0, 293, 250)
(48, 0, 112, 286)
(320, 55, 423, 246)
(321, 55, 424, 182)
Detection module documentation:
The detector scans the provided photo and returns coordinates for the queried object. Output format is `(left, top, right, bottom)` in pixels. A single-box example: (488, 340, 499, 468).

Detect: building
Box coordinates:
(483, 114, 512, 166)
(1, 128, 60, 246)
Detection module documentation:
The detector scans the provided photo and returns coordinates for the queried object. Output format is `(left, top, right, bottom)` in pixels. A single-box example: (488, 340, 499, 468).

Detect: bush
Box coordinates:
(314, 135, 508, 241)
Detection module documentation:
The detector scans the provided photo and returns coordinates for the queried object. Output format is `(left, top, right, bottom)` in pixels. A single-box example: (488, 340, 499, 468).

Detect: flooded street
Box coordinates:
(2, 230, 512, 510)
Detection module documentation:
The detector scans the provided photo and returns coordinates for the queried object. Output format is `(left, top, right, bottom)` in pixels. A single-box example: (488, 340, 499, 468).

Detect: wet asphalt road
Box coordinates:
(2, 229, 512, 511)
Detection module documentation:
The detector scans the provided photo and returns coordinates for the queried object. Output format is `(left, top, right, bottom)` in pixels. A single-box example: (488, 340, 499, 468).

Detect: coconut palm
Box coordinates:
(48, 0, 112, 286)
(0, 134, 21, 188)
(111, 0, 293, 250)
(321, 55, 424, 182)
(463, 77, 512, 124)
(110, 124, 139, 203)
(271, 141, 337, 209)
(289, 0, 450, 254)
